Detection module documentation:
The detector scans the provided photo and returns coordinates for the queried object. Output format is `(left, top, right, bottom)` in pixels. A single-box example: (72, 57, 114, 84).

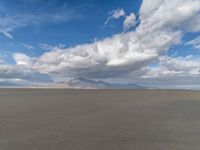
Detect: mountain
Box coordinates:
(47, 77, 145, 89)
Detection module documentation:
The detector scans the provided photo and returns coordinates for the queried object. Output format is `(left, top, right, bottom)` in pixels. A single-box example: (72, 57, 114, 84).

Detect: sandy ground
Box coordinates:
(0, 89, 200, 150)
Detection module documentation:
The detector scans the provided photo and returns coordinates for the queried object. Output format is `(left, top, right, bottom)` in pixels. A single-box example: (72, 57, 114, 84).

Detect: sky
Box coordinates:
(0, 0, 200, 88)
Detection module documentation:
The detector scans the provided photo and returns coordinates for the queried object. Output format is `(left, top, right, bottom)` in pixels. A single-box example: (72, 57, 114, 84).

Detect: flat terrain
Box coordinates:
(0, 89, 200, 150)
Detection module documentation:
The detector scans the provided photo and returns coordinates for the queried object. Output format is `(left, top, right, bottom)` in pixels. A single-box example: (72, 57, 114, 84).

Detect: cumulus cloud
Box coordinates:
(137, 0, 200, 36)
(105, 8, 125, 25)
(123, 12, 136, 30)
(2, 0, 200, 87)
(135, 55, 200, 89)
(13, 0, 200, 79)
(24, 31, 176, 78)
(13, 53, 33, 67)
(23, 0, 200, 79)
(0, 64, 53, 86)
(142, 56, 200, 78)
(161, 56, 200, 74)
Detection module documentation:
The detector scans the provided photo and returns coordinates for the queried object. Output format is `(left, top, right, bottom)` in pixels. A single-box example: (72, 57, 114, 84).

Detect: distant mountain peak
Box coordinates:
(46, 77, 145, 89)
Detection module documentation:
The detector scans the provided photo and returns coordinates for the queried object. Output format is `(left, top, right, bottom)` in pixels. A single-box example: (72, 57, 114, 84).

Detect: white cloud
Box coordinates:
(21, 43, 34, 49)
(0, 7, 79, 39)
(105, 8, 125, 25)
(123, 12, 136, 30)
(142, 56, 200, 78)
(185, 36, 200, 49)
(110, 8, 125, 19)
(0, 64, 53, 86)
(12, 0, 200, 80)
(13, 53, 33, 67)
(134, 55, 200, 89)
(160, 56, 200, 74)
(137, 0, 200, 36)
(0, 59, 4, 64)
(0, 15, 25, 39)
(2, 0, 200, 87)
(39, 43, 66, 51)
(0, 30, 13, 39)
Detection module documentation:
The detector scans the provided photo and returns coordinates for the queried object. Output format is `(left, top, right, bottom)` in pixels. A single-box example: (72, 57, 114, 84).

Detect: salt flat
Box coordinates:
(0, 89, 200, 150)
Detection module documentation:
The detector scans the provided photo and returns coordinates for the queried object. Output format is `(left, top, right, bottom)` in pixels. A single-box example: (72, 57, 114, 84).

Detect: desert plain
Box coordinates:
(0, 89, 200, 150)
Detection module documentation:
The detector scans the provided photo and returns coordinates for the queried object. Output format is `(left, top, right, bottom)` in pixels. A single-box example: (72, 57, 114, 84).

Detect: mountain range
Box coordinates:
(46, 77, 145, 89)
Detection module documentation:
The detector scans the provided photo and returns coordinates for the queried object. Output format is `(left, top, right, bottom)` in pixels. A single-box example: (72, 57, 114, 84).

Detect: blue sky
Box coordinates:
(0, 0, 141, 62)
(0, 0, 200, 88)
